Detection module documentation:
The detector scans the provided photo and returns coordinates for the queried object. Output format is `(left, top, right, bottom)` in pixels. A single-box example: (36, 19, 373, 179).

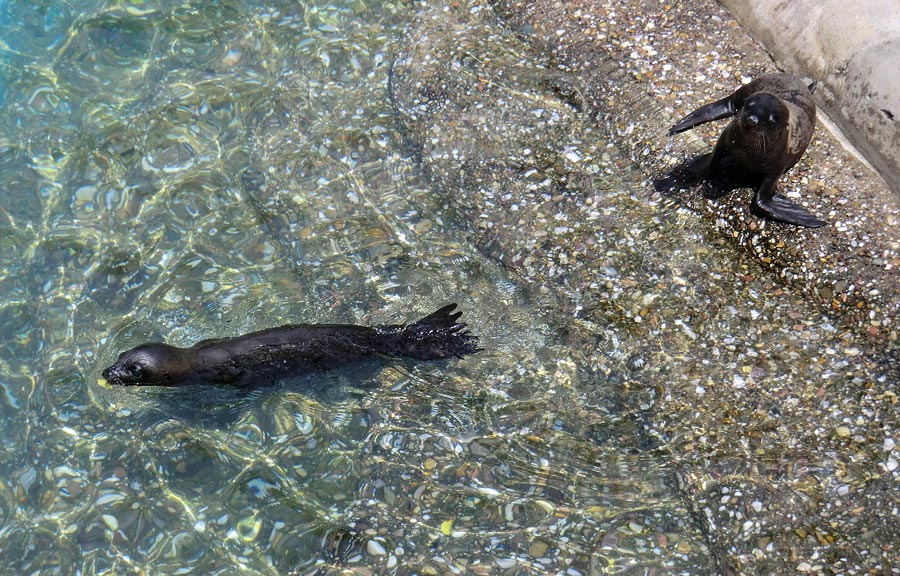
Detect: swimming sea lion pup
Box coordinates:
(654, 73, 826, 228)
(102, 304, 480, 387)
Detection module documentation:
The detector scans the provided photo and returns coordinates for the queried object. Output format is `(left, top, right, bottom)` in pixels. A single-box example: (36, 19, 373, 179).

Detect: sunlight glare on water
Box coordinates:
(0, 1, 709, 574)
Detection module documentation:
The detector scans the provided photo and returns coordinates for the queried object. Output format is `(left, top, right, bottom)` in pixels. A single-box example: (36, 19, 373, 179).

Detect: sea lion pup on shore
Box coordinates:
(654, 73, 826, 228)
(102, 304, 480, 387)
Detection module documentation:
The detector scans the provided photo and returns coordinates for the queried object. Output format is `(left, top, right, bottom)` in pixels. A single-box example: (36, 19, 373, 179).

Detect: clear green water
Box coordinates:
(0, 1, 707, 574)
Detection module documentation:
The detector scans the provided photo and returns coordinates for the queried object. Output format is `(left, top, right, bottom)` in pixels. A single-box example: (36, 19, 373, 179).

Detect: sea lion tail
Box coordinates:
(379, 304, 481, 360)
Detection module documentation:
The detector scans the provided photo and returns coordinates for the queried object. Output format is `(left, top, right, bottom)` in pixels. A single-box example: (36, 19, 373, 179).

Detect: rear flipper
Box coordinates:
(653, 153, 713, 193)
(379, 304, 481, 360)
(752, 180, 826, 228)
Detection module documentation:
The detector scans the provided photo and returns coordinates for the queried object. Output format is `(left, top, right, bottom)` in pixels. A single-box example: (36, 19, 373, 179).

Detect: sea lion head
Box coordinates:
(739, 92, 789, 133)
(102, 343, 190, 386)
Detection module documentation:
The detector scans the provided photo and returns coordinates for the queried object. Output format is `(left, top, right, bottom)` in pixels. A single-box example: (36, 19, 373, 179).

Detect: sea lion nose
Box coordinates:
(102, 366, 113, 380)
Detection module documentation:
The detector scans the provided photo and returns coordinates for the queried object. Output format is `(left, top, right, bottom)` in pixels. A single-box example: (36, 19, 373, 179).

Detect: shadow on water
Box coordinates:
(99, 370, 376, 429)
(0, 0, 716, 575)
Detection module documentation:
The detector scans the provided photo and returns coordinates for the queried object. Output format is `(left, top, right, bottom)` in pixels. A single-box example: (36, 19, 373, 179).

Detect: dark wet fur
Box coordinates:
(655, 74, 825, 228)
(102, 304, 481, 388)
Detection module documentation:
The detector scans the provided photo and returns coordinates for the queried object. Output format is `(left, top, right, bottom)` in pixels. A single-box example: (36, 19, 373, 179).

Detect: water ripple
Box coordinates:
(0, 0, 704, 573)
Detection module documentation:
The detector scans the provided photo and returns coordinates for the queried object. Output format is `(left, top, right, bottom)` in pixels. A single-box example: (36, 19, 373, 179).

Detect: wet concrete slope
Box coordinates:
(490, 0, 900, 344)
(390, 0, 900, 573)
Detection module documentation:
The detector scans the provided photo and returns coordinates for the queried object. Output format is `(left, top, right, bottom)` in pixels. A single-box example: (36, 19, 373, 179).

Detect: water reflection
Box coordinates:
(0, 0, 708, 574)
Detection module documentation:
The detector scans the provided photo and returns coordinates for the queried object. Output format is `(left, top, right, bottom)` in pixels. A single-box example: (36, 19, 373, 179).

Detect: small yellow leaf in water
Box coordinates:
(440, 519, 453, 535)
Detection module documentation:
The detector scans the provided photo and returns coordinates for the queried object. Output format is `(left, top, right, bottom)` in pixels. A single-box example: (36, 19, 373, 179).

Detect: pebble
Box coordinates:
(235, 517, 261, 542)
(367, 539, 387, 556)
(102, 515, 118, 531)
(529, 539, 550, 557)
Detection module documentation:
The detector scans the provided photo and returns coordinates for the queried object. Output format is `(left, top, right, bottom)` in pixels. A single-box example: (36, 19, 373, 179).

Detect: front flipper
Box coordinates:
(668, 95, 737, 135)
(751, 178, 826, 228)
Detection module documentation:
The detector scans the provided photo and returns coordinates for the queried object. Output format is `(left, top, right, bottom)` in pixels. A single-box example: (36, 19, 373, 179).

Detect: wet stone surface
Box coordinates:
(490, 0, 900, 343)
(390, 0, 900, 573)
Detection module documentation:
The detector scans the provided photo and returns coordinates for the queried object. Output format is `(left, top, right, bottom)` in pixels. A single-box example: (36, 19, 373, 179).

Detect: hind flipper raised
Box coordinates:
(378, 304, 482, 360)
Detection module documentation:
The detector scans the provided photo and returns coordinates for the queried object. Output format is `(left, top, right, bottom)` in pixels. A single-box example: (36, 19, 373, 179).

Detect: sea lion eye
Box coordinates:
(125, 363, 146, 379)
(768, 113, 781, 124)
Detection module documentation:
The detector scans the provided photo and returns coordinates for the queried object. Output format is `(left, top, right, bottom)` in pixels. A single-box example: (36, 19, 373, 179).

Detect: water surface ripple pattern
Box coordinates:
(0, 1, 705, 574)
